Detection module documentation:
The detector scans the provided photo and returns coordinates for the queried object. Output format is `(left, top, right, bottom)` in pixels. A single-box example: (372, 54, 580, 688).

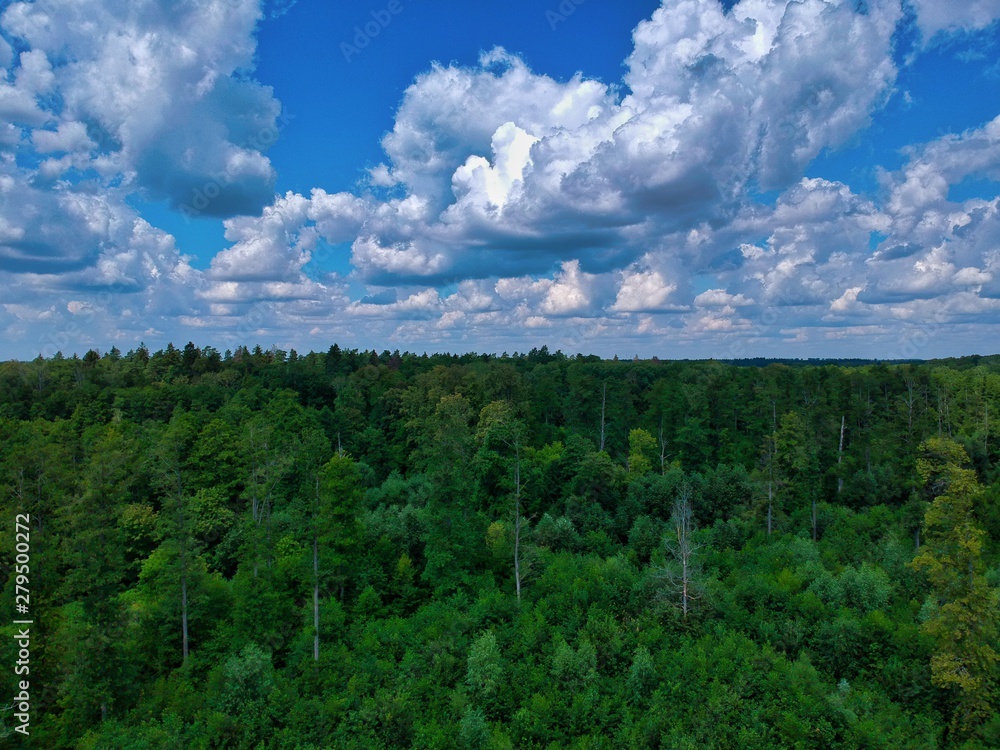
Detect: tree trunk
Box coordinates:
(599, 382, 607, 452)
(670, 486, 698, 618)
(903, 376, 916, 443)
(175, 467, 190, 666)
(681, 553, 689, 618)
(766, 434, 775, 536)
(767, 479, 773, 536)
(514, 459, 522, 603)
(811, 497, 817, 542)
(181, 558, 189, 664)
(837, 415, 845, 495)
(313, 535, 320, 662)
(658, 418, 667, 475)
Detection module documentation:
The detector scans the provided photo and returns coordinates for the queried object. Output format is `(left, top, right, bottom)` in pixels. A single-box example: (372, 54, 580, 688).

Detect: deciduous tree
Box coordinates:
(910, 437, 999, 736)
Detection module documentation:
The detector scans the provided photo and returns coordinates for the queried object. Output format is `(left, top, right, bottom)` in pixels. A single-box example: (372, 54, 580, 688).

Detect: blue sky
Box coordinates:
(1, 0, 999, 360)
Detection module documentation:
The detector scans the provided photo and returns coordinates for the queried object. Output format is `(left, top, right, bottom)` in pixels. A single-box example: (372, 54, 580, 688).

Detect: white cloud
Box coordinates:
(695, 289, 753, 307)
(210, 192, 314, 282)
(4, 0, 1000, 358)
(910, 0, 1000, 40)
(612, 267, 681, 312)
(541, 260, 595, 315)
(1, 0, 281, 216)
(348, 288, 442, 317)
(351, 236, 450, 279)
(450, 122, 538, 213)
(32, 120, 95, 153)
(829, 286, 863, 313)
(0, 79, 48, 125)
(214, 0, 903, 291)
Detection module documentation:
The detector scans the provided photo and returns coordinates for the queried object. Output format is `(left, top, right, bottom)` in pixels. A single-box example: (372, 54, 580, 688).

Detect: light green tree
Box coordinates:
(627, 428, 657, 477)
(910, 437, 999, 736)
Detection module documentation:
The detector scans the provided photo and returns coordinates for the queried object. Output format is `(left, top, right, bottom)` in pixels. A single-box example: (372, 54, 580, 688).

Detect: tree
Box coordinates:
(55, 423, 136, 726)
(150, 411, 199, 665)
(414, 393, 475, 495)
(310, 453, 363, 661)
(757, 429, 778, 536)
(240, 413, 294, 578)
(477, 401, 529, 601)
(466, 631, 505, 712)
(910, 437, 999, 737)
(627, 428, 657, 477)
(775, 411, 820, 541)
(657, 482, 702, 619)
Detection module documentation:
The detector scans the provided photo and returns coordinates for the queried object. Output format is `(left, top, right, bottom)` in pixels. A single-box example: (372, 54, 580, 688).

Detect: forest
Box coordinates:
(0, 343, 998, 749)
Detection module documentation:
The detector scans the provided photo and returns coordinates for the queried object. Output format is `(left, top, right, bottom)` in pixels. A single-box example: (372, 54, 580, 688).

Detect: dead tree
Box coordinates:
(901, 375, 918, 443)
(658, 417, 668, 475)
(837, 415, 845, 495)
(658, 484, 702, 619)
(599, 381, 607, 453)
(761, 432, 777, 536)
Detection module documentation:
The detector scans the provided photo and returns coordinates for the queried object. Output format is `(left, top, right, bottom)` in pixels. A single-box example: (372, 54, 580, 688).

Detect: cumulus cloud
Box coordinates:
(541, 260, 598, 316)
(348, 288, 442, 317)
(1, 0, 281, 215)
(910, 0, 1000, 40)
(695, 289, 753, 307)
(32, 121, 96, 154)
(0, 176, 115, 274)
(0, 0, 292, 353)
(612, 267, 683, 312)
(209, 0, 900, 292)
(4, 0, 1000, 358)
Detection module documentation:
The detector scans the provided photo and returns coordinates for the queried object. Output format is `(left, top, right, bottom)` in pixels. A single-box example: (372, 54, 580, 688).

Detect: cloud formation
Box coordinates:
(910, 0, 1000, 40)
(2, 0, 1000, 359)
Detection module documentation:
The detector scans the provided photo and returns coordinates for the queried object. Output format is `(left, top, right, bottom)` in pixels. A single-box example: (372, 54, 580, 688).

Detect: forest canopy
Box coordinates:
(1, 344, 999, 748)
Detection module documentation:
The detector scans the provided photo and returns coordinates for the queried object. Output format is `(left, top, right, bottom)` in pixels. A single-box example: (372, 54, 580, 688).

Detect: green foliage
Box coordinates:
(626, 645, 657, 699)
(627, 428, 657, 477)
(467, 631, 505, 709)
(911, 438, 999, 737)
(2, 347, 999, 747)
(840, 563, 893, 614)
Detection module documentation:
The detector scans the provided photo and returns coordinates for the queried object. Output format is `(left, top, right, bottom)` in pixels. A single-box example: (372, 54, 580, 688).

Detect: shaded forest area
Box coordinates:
(1, 344, 999, 749)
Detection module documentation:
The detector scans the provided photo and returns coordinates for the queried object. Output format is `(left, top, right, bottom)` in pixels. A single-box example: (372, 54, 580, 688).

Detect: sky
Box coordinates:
(1, 0, 1000, 361)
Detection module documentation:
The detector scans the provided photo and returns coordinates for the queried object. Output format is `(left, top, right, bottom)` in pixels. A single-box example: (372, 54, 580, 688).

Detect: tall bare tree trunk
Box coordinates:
(902, 376, 916, 444)
(663, 485, 700, 618)
(513, 455, 522, 603)
(313, 535, 320, 662)
(658, 418, 668, 475)
(837, 415, 845, 495)
(599, 382, 607, 452)
(181, 563, 189, 664)
(170, 464, 190, 666)
(984, 395, 989, 458)
(767, 478, 773, 536)
(314, 473, 321, 661)
(766, 434, 775, 536)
